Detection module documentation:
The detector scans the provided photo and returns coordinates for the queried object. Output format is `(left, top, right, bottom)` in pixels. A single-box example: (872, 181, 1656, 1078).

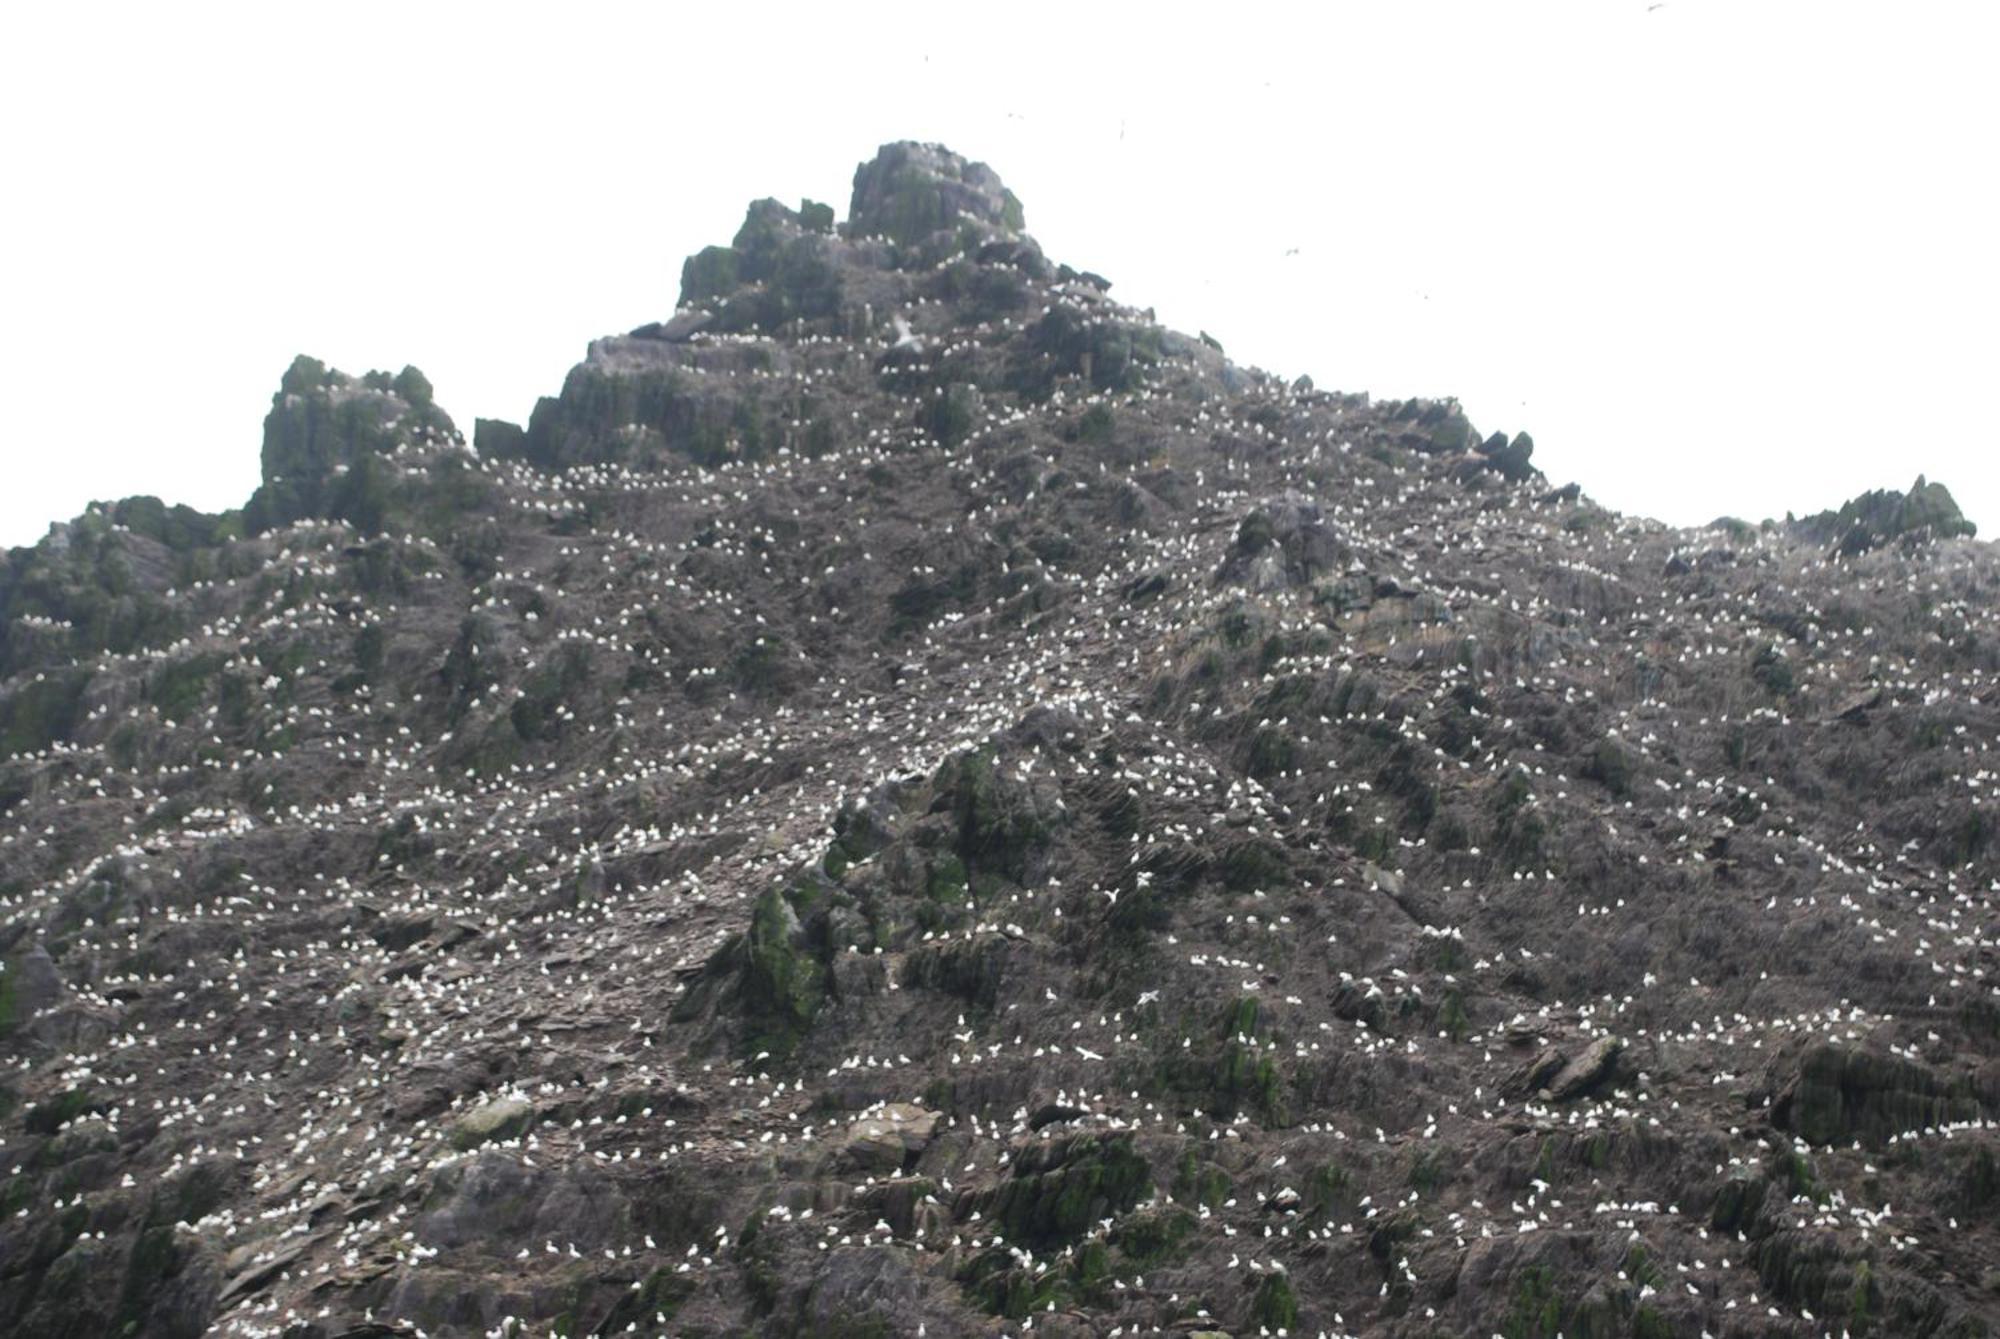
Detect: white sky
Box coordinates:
(3, 1, 1994, 548)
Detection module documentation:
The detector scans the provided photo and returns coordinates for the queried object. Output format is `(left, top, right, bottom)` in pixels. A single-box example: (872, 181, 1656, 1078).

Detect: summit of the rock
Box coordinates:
(846, 140, 1026, 246)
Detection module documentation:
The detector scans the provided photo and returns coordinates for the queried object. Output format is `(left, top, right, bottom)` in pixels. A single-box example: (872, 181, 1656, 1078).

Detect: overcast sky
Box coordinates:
(3, 1, 1994, 548)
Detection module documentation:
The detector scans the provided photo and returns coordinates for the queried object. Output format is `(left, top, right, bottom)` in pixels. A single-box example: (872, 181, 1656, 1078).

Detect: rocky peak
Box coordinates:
(0, 140, 1995, 1339)
(259, 355, 453, 487)
(245, 355, 461, 536)
(1792, 473, 1978, 556)
(667, 142, 1031, 340)
(846, 140, 1025, 247)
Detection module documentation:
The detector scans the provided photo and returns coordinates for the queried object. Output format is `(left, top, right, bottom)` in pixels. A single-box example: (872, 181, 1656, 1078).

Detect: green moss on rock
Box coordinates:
(935, 747, 1052, 883)
(1779, 1044, 1981, 1147)
(1252, 1269, 1298, 1331)
(739, 887, 827, 1058)
(1172, 1149, 1233, 1209)
(987, 1133, 1150, 1249)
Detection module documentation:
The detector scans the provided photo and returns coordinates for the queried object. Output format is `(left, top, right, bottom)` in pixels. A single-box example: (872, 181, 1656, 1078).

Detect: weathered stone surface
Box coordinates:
(840, 1103, 938, 1172)
(1794, 473, 1978, 554)
(1215, 492, 1347, 590)
(848, 141, 1024, 247)
(1476, 429, 1537, 481)
(1776, 1043, 1986, 1146)
(631, 309, 714, 342)
(449, 1096, 535, 1150)
(1548, 1036, 1622, 1101)
(246, 355, 460, 535)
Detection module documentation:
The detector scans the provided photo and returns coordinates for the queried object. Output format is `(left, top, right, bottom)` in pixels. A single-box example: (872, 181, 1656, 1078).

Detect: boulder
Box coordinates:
(1476, 429, 1536, 481)
(1215, 493, 1348, 589)
(1547, 1035, 1622, 1101)
(1775, 1043, 1985, 1146)
(449, 1095, 535, 1150)
(1512, 1045, 1565, 1095)
(1363, 862, 1404, 896)
(631, 309, 714, 342)
(841, 1103, 939, 1172)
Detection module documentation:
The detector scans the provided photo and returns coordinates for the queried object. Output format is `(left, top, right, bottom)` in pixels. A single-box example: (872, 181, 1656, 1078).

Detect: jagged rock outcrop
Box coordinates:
(1793, 473, 1978, 555)
(848, 140, 1025, 248)
(1215, 492, 1348, 591)
(246, 355, 461, 535)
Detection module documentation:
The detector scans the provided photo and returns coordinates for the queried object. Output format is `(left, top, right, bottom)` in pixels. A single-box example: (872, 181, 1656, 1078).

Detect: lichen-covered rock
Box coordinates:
(701, 884, 829, 1061)
(495, 332, 837, 472)
(1251, 1268, 1298, 1331)
(1014, 299, 1160, 395)
(0, 944, 62, 1038)
(0, 490, 251, 679)
(931, 744, 1060, 884)
(249, 357, 454, 522)
(974, 1132, 1151, 1249)
(679, 243, 740, 305)
(674, 197, 849, 339)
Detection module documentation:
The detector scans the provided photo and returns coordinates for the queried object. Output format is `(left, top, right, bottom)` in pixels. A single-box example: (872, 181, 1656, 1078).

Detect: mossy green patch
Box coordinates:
(1251, 1270, 1298, 1332)
(1173, 1149, 1233, 1210)
(1501, 1264, 1563, 1339)
(25, 1087, 100, 1136)
(0, 962, 19, 1039)
(988, 1133, 1150, 1249)
(1109, 1205, 1195, 1264)
(738, 886, 826, 1059)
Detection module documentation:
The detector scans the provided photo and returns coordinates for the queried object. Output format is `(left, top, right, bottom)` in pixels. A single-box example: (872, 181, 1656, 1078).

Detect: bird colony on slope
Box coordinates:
(0, 142, 1995, 1339)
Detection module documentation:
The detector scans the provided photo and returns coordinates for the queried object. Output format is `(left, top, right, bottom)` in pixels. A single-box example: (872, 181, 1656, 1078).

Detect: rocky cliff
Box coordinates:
(0, 142, 1994, 1339)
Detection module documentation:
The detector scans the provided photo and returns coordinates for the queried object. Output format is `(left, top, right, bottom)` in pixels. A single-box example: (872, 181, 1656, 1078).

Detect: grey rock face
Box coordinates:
(847, 140, 1024, 246)
(839, 1103, 939, 1172)
(1547, 1035, 1621, 1101)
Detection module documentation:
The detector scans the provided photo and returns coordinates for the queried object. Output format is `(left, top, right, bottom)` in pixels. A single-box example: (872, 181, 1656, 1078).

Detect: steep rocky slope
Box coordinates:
(1, 142, 1995, 1339)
